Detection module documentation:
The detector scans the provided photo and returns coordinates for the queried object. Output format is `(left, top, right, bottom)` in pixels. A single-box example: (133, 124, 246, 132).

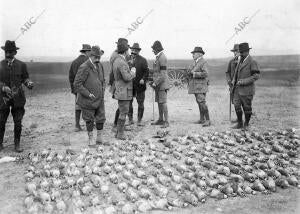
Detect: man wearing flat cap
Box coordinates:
(69, 44, 92, 132)
(187, 47, 211, 127)
(112, 42, 136, 140)
(0, 40, 34, 152)
(74, 46, 106, 146)
(128, 43, 149, 126)
(226, 44, 240, 123)
(150, 40, 170, 128)
(231, 42, 260, 130)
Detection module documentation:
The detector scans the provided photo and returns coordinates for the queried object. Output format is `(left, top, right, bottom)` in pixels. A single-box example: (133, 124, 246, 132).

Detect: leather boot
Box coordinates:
(0, 128, 4, 151)
(75, 110, 83, 131)
(14, 139, 23, 153)
(232, 111, 243, 129)
(202, 104, 211, 127)
(137, 108, 144, 126)
(151, 120, 164, 125)
(196, 104, 205, 124)
(244, 113, 252, 131)
(116, 119, 126, 140)
(88, 131, 96, 148)
(96, 130, 103, 145)
(14, 123, 23, 152)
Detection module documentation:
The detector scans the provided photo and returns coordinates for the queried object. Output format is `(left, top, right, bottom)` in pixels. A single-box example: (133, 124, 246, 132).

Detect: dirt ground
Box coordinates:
(0, 85, 299, 214)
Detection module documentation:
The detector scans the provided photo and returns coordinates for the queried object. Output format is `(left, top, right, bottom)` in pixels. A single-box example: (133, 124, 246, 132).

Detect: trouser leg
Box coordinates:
(117, 100, 130, 140)
(195, 93, 206, 123)
(232, 90, 244, 129)
(241, 95, 253, 128)
(0, 108, 10, 150)
(137, 91, 145, 122)
(114, 108, 119, 126)
(11, 107, 25, 152)
(128, 99, 133, 122)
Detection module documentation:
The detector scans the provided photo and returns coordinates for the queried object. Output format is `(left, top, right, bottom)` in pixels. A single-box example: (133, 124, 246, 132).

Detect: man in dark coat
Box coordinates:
(226, 44, 240, 123)
(69, 44, 91, 131)
(0, 40, 34, 152)
(187, 47, 211, 127)
(74, 46, 106, 146)
(231, 43, 260, 130)
(112, 43, 136, 140)
(150, 41, 170, 128)
(128, 43, 149, 126)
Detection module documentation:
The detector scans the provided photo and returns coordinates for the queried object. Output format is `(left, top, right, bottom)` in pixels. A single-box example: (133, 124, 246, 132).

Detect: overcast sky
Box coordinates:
(0, 0, 299, 61)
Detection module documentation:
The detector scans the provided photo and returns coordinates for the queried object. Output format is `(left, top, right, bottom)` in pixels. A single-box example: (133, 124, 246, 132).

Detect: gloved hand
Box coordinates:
(2, 86, 11, 94)
(139, 79, 145, 85)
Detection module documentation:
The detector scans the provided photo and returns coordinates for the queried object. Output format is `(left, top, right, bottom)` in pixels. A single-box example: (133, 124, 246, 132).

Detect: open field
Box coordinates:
(0, 55, 299, 213)
(26, 55, 299, 94)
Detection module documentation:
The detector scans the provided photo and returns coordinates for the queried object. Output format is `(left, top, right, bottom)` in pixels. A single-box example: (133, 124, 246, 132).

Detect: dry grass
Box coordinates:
(0, 85, 299, 214)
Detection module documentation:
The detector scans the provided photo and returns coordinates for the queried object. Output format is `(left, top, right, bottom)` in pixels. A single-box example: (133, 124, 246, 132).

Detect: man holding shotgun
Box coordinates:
(231, 42, 260, 130)
(0, 40, 34, 152)
(226, 44, 240, 123)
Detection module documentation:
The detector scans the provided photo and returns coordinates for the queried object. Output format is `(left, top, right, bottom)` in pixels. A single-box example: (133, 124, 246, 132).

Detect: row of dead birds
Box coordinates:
(24, 128, 299, 213)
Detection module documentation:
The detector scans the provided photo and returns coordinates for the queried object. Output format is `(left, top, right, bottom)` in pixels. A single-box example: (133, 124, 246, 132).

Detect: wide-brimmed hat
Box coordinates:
(117, 43, 129, 53)
(238, 42, 252, 53)
(80, 44, 91, 52)
(1, 40, 19, 51)
(90, 46, 101, 57)
(230, 44, 239, 52)
(191, 47, 205, 55)
(130, 43, 141, 51)
(151, 40, 163, 52)
(116, 38, 128, 45)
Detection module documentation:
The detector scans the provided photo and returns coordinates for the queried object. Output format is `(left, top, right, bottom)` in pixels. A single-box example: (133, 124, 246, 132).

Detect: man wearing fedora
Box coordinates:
(69, 44, 92, 132)
(226, 44, 240, 123)
(74, 46, 106, 146)
(0, 40, 34, 152)
(112, 42, 136, 140)
(150, 41, 170, 128)
(128, 43, 149, 126)
(231, 42, 260, 130)
(187, 47, 211, 127)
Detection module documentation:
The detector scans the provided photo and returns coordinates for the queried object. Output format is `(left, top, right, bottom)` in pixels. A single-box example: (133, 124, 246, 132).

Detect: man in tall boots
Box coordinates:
(74, 46, 106, 146)
(187, 47, 211, 127)
(128, 43, 149, 126)
(69, 44, 92, 131)
(231, 43, 260, 130)
(0, 40, 34, 152)
(226, 44, 240, 123)
(112, 42, 136, 140)
(150, 41, 170, 128)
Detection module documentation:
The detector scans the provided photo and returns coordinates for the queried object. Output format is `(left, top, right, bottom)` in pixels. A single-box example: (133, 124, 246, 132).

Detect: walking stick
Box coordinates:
(151, 88, 155, 121)
(229, 89, 232, 122)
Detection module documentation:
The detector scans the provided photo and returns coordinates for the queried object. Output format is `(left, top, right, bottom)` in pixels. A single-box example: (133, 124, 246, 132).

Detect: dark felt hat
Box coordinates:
(238, 42, 252, 52)
(191, 46, 205, 55)
(130, 43, 141, 50)
(151, 40, 163, 52)
(1, 40, 19, 51)
(80, 44, 91, 52)
(231, 44, 239, 52)
(116, 38, 128, 45)
(117, 43, 129, 53)
(90, 46, 101, 57)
